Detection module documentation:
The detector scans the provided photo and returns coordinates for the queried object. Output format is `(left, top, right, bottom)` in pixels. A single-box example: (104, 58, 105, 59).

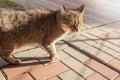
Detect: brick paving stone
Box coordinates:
(108, 59, 120, 71)
(115, 76, 120, 80)
(59, 70, 84, 80)
(86, 73, 108, 80)
(37, 51, 70, 64)
(69, 38, 90, 49)
(117, 56, 120, 60)
(58, 51, 70, 61)
(85, 14, 110, 24)
(48, 76, 60, 80)
(80, 33, 99, 42)
(56, 41, 69, 51)
(30, 61, 69, 80)
(81, 25, 88, 30)
(74, 34, 88, 40)
(74, 34, 97, 46)
(84, 14, 103, 27)
(0, 71, 6, 80)
(99, 41, 120, 53)
(36, 54, 50, 65)
(98, 33, 110, 39)
(93, 43, 120, 58)
(62, 57, 94, 78)
(84, 59, 119, 80)
(98, 31, 120, 39)
(2, 59, 42, 79)
(100, 27, 115, 33)
(108, 40, 120, 46)
(14, 47, 47, 61)
(83, 46, 113, 63)
(0, 58, 9, 67)
(83, 24, 93, 29)
(108, 31, 120, 38)
(89, 29, 106, 36)
(13, 46, 36, 54)
(63, 47, 90, 63)
(85, 40, 97, 46)
(84, 17, 102, 27)
(10, 73, 33, 80)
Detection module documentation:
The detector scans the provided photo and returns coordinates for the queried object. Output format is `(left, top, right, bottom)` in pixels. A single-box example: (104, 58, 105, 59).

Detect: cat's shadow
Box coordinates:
(2, 57, 51, 69)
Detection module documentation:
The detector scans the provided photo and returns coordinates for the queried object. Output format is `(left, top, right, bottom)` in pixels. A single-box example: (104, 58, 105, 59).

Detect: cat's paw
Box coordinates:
(50, 54, 59, 61)
(14, 59, 21, 64)
(9, 59, 21, 65)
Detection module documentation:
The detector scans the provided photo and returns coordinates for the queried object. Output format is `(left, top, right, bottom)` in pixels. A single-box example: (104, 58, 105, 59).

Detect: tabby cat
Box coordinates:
(0, 5, 85, 64)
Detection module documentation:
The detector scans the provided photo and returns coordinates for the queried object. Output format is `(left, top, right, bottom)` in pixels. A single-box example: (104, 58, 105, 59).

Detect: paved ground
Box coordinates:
(0, 0, 120, 80)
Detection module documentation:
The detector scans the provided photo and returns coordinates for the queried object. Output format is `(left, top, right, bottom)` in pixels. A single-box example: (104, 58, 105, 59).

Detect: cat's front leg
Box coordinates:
(44, 44, 59, 61)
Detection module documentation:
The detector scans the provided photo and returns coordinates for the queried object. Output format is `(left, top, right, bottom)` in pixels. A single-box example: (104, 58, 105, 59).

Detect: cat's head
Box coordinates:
(61, 5, 85, 32)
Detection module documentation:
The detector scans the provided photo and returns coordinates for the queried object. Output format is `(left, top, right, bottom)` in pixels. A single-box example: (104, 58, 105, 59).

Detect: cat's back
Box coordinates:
(0, 9, 55, 32)
(0, 10, 30, 31)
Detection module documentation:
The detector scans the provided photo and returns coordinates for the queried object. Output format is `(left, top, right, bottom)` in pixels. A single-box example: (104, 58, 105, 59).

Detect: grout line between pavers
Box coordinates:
(81, 21, 120, 32)
(62, 49, 89, 63)
(0, 69, 8, 80)
(88, 33, 120, 53)
(57, 75, 63, 80)
(75, 34, 119, 58)
(84, 62, 113, 80)
(60, 61, 85, 79)
(62, 40, 120, 74)
(97, 29, 120, 48)
(28, 72, 36, 80)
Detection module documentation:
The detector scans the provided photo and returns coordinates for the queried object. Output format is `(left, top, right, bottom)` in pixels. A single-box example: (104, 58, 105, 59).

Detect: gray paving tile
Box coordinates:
(0, 71, 6, 80)
(13, 46, 36, 54)
(59, 70, 84, 80)
(62, 57, 94, 78)
(14, 47, 47, 61)
(83, 46, 113, 63)
(56, 41, 69, 51)
(67, 38, 89, 49)
(93, 43, 120, 58)
(63, 47, 90, 63)
(99, 41, 120, 53)
(58, 51, 70, 61)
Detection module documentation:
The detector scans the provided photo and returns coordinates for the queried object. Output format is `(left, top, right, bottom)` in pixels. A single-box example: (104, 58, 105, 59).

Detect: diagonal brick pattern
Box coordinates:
(2, 59, 69, 80)
(0, 0, 120, 80)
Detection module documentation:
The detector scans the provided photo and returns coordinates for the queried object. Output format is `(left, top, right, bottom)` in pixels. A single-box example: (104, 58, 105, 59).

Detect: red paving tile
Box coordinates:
(48, 76, 60, 80)
(84, 59, 119, 80)
(115, 76, 120, 80)
(2, 59, 43, 79)
(108, 59, 120, 72)
(9, 73, 33, 80)
(30, 61, 69, 80)
(98, 31, 120, 39)
(98, 33, 110, 39)
(86, 73, 107, 80)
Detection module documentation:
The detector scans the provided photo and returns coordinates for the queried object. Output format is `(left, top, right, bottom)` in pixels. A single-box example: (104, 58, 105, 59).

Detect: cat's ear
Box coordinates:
(77, 5, 85, 15)
(62, 5, 69, 13)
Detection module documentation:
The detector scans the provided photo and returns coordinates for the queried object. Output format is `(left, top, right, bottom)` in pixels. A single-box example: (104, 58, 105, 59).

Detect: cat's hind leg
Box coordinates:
(0, 45, 21, 64)
(1, 55, 21, 65)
